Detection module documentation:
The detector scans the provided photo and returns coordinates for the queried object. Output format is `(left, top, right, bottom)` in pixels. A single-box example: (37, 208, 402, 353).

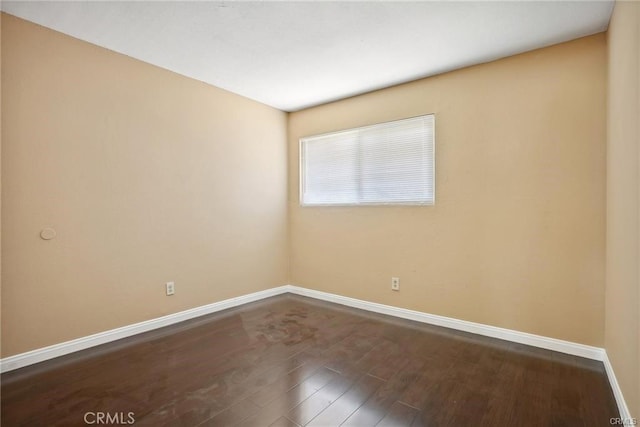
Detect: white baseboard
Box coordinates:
(0, 283, 629, 420)
(285, 285, 605, 361)
(0, 286, 290, 373)
(602, 351, 633, 421)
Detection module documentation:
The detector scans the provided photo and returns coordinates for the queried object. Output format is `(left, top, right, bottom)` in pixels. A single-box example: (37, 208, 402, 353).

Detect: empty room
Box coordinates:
(1, 0, 638, 426)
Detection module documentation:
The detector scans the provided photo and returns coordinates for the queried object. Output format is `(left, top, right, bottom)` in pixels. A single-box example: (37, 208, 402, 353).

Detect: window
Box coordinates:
(300, 114, 435, 206)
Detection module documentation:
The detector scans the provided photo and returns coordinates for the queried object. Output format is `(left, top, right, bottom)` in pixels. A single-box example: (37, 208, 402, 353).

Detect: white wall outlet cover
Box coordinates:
(166, 282, 175, 295)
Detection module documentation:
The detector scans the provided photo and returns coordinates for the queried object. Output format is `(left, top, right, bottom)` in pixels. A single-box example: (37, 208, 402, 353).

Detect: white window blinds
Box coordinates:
(300, 114, 435, 206)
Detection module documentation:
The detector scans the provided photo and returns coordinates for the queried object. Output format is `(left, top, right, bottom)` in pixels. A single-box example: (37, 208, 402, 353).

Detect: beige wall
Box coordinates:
(0, 12, 3, 359)
(1, 14, 288, 357)
(288, 35, 607, 346)
(606, 0, 640, 418)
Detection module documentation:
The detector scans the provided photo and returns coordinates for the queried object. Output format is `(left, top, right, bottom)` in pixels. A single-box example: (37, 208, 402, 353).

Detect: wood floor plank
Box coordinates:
(233, 368, 338, 427)
(1, 295, 619, 427)
(306, 374, 384, 427)
(286, 372, 359, 426)
(376, 401, 419, 427)
(341, 356, 429, 427)
(195, 396, 261, 426)
(246, 358, 329, 408)
(269, 416, 301, 427)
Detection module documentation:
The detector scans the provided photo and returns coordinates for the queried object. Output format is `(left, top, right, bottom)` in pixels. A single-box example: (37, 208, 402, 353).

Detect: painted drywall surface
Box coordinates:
(606, 0, 640, 418)
(289, 35, 607, 347)
(0, 13, 3, 359)
(1, 14, 288, 356)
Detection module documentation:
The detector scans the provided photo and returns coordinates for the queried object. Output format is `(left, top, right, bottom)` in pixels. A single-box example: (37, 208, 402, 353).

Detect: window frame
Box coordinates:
(299, 114, 436, 207)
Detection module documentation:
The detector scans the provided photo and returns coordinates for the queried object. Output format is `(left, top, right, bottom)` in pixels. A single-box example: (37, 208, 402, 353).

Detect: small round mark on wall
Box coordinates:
(40, 228, 57, 240)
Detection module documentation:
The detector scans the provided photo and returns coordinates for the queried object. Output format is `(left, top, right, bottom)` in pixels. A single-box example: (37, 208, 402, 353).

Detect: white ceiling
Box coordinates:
(2, 1, 614, 112)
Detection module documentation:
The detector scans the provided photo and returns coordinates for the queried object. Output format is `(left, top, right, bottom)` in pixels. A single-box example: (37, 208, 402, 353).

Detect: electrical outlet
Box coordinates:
(391, 277, 400, 291)
(166, 281, 175, 296)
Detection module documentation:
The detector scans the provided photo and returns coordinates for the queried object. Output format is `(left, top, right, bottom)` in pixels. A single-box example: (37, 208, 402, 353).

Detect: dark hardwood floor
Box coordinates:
(1, 294, 618, 426)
